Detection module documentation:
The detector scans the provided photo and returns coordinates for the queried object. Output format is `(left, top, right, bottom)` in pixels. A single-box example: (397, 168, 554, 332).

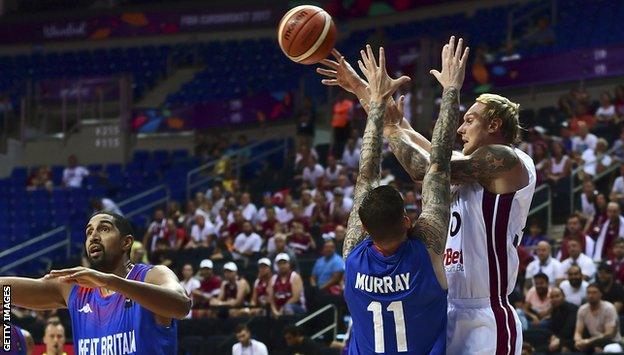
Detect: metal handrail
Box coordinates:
(117, 184, 168, 210)
(186, 138, 289, 200)
(570, 145, 621, 212)
(527, 184, 552, 232)
(0, 239, 70, 273)
(0, 226, 66, 259)
(295, 303, 338, 341)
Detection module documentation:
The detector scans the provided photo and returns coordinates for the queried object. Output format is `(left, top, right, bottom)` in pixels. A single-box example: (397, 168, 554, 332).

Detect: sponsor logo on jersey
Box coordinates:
(78, 303, 93, 314)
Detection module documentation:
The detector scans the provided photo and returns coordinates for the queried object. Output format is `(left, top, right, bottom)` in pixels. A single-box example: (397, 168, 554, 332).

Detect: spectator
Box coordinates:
(610, 164, 624, 206)
(525, 241, 564, 288)
(310, 192, 329, 227)
(267, 233, 298, 271)
(333, 225, 346, 256)
(548, 287, 578, 354)
(258, 207, 279, 241)
(192, 259, 221, 318)
(331, 91, 354, 156)
(595, 92, 617, 139)
(268, 253, 306, 316)
(208, 186, 225, 217)
(300, 190, 315, 219)
(239, 192, 258, 223)
(613, 128, 624, 162)
(130, 241, 148, 264)
(232, 324, 268, 355)
(574, 284, 622, 353)
(187, 214, 216, 249)
(43, 321, 66, 355)
(524, 273, 552, 328)
(547, 140, 573, 221)
(289, 204, 311, 232)
(596, 262, 624, 314)
(571, 121, 597, 157)
(532, 142, 549, 184)
(250, 258, 273, 312)
(233, 221, 262, 262)
(594, 202, 624, 260)
(90, 197, 123, 216)
(615, 85, 624, 118)
(62, 154, 89, 188)
(578, 180, 599, 220)
(287, 221, 315, 255)
(580, 138, 612, 179)
(310, 240, 345, 296)
(559, 265, 588, 306)
(329, 187, 353, 225)
(179, 263, 200, 319)
(585, 193, 608, 240)
(610, 239, 624, 284)
(143, 209, 167, 253)
(283, 325, 322, 355)
(27, 165, 53, 191)
(336, 174, 354, 198)
(521, 221, 548, 253)
(559, 215, 595, 261)
(256, 193, 276, 224)
(324, 155, 343, 184)
(228, 210, 246, 237)
(149, 238, 173, 266)
(561, 239, 597, 280)
(342, 137, 360, 171)
(212, 262, 250, 316)
(570, 105, 596, 134)
(302, 156, 325, 186)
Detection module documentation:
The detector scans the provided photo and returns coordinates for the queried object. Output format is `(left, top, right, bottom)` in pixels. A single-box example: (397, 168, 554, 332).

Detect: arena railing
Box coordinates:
(570, 145, 621, 213)
(295, 304, 338, 341)
(527, 183, 552, 233)
(117, 184, 170, 219)
(0, 226, 70, 274)
(186, 138, 289, 201)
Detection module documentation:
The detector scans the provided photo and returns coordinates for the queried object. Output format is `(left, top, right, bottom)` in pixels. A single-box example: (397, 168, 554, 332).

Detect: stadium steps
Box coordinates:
(136, 66, 204, 108)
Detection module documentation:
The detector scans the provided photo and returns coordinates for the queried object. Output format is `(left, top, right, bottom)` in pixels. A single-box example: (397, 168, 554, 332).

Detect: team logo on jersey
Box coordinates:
(78, 303, 93, 314)
(124, 298, 133, 308)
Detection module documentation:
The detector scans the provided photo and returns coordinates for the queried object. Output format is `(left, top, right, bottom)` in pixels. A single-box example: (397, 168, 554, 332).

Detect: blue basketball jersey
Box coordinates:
(4, 325, 27, 355)
(67, 264, 177, 355)
(344, 237, 447, 355)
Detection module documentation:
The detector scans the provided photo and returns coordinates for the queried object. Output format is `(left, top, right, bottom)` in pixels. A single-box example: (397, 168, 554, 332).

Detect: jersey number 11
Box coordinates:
(367, 301, 407, 353)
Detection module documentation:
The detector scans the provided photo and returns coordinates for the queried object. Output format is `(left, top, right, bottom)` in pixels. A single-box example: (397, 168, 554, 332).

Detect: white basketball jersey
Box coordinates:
(445, 148, 536, 300)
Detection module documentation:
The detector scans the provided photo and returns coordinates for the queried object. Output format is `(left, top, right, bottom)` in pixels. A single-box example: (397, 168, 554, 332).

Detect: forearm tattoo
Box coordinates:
(416, 88, 459, 255)
(387, 129, 430, 182)
(343, 101, 384, 259)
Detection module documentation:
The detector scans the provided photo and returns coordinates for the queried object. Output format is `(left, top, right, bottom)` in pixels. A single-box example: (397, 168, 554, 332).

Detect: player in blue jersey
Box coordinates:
(0, 212, 191, 355)
(2, 325, 34, 355)
(339, 37, 468, 354)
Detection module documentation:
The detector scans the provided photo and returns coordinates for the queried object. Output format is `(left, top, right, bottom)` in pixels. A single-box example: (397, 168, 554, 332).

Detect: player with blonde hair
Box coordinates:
(318, 38, 535, 354)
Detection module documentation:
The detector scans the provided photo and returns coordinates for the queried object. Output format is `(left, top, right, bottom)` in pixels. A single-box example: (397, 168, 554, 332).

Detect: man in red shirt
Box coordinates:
(191, 259, 222, 318)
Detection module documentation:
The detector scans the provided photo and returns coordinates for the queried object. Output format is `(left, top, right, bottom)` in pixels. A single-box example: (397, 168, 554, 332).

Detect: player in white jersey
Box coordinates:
(317, 37, 535, 355)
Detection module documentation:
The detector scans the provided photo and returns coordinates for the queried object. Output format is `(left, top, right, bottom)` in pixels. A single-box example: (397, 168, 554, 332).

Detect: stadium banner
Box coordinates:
(0, 4, 285, 44)
(131, 91, 293, 133)
(37, 77, 120, 101)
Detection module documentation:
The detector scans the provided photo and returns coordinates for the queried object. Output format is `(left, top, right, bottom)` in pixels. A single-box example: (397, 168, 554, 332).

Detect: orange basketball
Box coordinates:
(277, 5, 337, 65)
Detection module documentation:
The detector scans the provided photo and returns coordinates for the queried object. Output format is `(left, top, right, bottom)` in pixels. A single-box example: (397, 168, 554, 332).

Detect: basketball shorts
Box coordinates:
(447, 298, 522, 355)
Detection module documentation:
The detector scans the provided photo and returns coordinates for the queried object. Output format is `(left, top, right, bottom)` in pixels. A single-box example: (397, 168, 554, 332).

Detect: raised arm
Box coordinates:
(342, 45, 410, 259)
(411, 36, 468, 290)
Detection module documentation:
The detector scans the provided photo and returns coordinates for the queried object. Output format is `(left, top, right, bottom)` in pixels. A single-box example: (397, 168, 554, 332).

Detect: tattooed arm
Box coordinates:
(342, 45, 410, 259)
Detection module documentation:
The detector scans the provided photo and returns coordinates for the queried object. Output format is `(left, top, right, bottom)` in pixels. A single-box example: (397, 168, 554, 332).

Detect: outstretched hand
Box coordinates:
(358, 44, 410, 103)
(429, 36, 469, 90)
(316, 49, 367, 95)
(45, 266, 112, 289)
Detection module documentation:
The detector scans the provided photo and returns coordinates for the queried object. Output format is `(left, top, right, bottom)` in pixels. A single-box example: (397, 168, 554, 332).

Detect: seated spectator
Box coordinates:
(610, 239, 624, 284)
(149, 238, 173, 267)
(570, 106, 596, 135)
(208, 185, 225, 217)
(574, 284, 622, 353)
(532, 142, 549, 184)
(239, 192, 258, 223)
(310, 240, 345, 296)
(578, 180, 599, 219)
(228, 210, 246, 237)
(232, 324, 268, 355)
(571, 121, 597, 156)
(594, 202, 624, 260)
(250, 258, 273, 314)
(300, 189, 315, 219)
(289, 204, 311, 232)
(187, 214, 216, 249)
(610, 164, 624, 206)
(179, 263, 201, 319)
(521, 221, 548, 254)
(329, 188, 353, 225)
(212, 262, 250, 316)
(233, 221, 262, 262)
(580, 138, 612, 179)
(256, 193, 277, 224)
(210, 234, 233, 262)
(336, 174, 354, 198)
(612, 128, 624, 162)
(27, 165, 53, 191)
(559, 215, 595, 261)
(130, 241, 148, 264)
(525, 241, 564, 288)
(524, 273, 552, 328)
(191, 259, 221, 318)
(595, 91, 617, 139)
(585, 193, 608, 240)
(43, 320, 66, 355)
(267, 233, 299, 271)
(277, 196, 295, 224)
(287, 221, 315, 255)
(302, 156, 325, 186)
(143, 209, 167, 253)
(561, 239, 597, 280)
(546, 141, 572, 208)
(62, 154, 89, 188)
(548, 287, 578, 354)
(283, 325, 322, 355)
(559, 265, 588, 306)
(268, 253, 306, 316)
(258, 207, 280, 241)
(596, 262, 624, 314)
(324, 155, 344, 184)
(341, 138, 360, 171)
(311, 192, 329, 227)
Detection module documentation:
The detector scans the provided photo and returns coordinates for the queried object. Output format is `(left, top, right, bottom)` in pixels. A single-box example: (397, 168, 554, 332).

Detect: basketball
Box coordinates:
(277, 5, 337, 65)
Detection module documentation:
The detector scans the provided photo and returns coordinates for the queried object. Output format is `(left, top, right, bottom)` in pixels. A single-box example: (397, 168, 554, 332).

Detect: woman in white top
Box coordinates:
(596, 91, 618, 141)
